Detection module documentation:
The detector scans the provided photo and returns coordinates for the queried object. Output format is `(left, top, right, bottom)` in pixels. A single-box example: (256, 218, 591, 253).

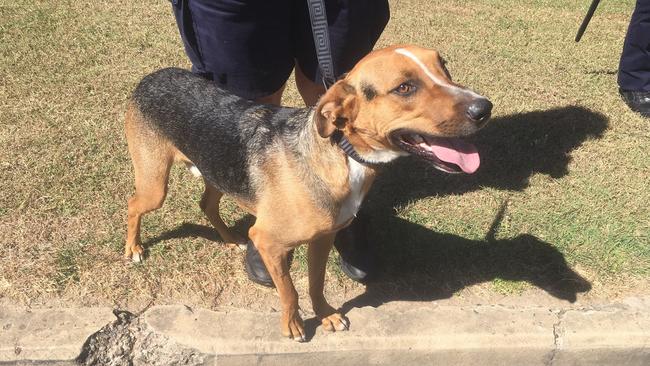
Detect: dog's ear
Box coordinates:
(314, 81, 359, 138)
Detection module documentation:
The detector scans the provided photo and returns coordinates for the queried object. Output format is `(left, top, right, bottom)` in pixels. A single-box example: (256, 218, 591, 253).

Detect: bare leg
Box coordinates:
(295, 62, 326, 106)
(255, 84, 286, 106)
(254, 63, 325, 107)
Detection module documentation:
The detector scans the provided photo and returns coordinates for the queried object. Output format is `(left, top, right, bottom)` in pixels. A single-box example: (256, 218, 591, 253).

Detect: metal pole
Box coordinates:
(575, 0, 602, 42)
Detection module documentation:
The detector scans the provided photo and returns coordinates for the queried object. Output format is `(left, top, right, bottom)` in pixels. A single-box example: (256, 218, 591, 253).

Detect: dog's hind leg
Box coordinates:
(200, 181, 246, 249)
(124, 107, 173, 262)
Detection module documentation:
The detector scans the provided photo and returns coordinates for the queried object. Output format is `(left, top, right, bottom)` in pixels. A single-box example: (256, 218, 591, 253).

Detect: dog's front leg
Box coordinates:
(308, 232, 350, 332)
(249, 227, 305, 342)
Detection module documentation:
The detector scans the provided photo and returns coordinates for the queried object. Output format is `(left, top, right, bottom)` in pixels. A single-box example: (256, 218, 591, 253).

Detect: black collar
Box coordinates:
(331, 130, 386, 167)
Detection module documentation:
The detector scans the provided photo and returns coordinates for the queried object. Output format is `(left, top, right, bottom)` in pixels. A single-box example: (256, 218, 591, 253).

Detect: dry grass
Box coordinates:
(1, 0, 648, 311)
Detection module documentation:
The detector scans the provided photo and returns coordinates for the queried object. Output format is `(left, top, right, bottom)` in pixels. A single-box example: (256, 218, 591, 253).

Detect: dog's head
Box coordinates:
(315, 45, 492, 173)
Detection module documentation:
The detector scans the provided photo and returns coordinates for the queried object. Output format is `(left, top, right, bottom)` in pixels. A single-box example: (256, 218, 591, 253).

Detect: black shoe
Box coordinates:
(619, 89, 650, 117)
(244, 240, 293, 288)
(334, 214, 376, 283)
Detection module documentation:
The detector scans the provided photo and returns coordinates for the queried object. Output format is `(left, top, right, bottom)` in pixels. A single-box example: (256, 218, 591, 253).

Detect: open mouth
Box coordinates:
(390, 130, 480, 174)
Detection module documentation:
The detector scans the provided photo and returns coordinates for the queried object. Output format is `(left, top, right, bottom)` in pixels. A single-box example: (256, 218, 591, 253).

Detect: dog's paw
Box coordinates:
(188, 164, 202, 177)
(321, 312, 349, 332)
(222, 233, 248, 250)
(124, 244, 145, 263)
(282, 313, 306, 342)
(131, 252, 143, 263)
(228, 243, 248, 250)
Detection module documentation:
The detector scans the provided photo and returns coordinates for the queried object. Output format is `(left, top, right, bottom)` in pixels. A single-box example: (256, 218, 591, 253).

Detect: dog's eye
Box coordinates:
(393, 82, 416, 96)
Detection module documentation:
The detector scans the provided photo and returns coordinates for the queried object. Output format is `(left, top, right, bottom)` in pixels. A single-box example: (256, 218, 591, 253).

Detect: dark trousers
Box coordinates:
(170, 0, 386, 273)
(171, 0, 389, 100)
(618, 0, 650, 92)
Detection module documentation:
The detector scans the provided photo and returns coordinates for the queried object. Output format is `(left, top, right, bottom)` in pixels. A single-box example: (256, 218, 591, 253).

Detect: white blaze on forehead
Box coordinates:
(395, 48, 455, 88)
(394, 48, 483, 98)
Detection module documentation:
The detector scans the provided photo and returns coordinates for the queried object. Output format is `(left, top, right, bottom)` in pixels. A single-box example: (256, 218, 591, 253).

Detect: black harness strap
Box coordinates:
(307, 0, 336, 88)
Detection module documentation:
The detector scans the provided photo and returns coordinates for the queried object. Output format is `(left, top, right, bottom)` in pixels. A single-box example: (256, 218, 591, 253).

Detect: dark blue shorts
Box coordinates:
(172, 0, 390, 99)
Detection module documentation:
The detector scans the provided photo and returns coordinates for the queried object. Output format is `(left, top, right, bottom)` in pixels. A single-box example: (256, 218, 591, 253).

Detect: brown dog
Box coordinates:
(124, 45, 492, 341)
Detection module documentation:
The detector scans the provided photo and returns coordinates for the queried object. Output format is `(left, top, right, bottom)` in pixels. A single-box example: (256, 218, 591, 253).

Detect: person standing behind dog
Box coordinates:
(618, 0, 650, 117)
(170, 0, 389, 286)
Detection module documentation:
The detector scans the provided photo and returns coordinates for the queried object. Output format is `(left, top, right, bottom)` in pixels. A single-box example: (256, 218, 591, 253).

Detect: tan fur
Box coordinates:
(125, 104, 248, 260)
(125, 45, 488, 340)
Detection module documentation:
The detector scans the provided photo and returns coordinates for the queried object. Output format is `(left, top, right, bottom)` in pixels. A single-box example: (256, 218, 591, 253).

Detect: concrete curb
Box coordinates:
(0, 306, 114, 365)
(1, 298, 648, 365)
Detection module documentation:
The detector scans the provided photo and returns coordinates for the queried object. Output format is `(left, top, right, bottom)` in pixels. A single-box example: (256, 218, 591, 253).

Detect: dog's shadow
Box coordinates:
(144, 222, 221, 246)
(368, 105, 609, 205)
(145, 106, 607, 338)
(336, 106, 606, 311)
(339, 205, 592, 313)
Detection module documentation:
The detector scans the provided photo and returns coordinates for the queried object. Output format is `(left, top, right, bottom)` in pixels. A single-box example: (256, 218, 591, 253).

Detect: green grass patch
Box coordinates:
(54, 241, 86, 291)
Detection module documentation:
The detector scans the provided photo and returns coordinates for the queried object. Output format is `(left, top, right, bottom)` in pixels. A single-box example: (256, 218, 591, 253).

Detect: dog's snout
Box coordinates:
(466, 98, 493, 123)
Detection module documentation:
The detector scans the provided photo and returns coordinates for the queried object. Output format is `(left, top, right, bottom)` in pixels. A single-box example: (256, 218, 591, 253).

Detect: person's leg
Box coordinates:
(294, 0, 391, 282)
(618, 0, 650, 117)
(171, 0, 294, 101)
(295, 62, 325, 106)
(255, 85, 286, 106)
(171, 0, 295, 287)
(294, 0, 390, 88)
(171, 0, 390, 286)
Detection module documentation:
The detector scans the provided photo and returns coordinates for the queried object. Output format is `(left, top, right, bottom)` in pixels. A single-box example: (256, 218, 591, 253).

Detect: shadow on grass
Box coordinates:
(368, 105, 609, 205)
(143, 222, 221, 247)
(145, 106, 606, 314)
(336, 106, 607, 312)
(338, 204, 592, 317)
(336, 106, 606, 309)
(143, 217, 256, 248)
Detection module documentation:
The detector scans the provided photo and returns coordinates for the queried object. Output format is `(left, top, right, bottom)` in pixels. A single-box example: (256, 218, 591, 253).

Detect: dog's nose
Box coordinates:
(466, 98, 493, 123)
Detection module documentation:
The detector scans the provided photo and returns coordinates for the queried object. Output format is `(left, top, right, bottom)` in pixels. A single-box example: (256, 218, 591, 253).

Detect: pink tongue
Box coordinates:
(419, 138, 480, 174)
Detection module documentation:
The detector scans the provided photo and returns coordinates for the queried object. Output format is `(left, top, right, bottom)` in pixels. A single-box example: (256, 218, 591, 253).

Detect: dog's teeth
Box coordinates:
(411, 134, 424, 144)
(418, 142, 434, 152)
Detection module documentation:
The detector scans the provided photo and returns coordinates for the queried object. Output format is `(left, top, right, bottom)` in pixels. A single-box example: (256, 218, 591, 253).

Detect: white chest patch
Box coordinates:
(335, 157, 367, 226)
(364, 149, 407, 163)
